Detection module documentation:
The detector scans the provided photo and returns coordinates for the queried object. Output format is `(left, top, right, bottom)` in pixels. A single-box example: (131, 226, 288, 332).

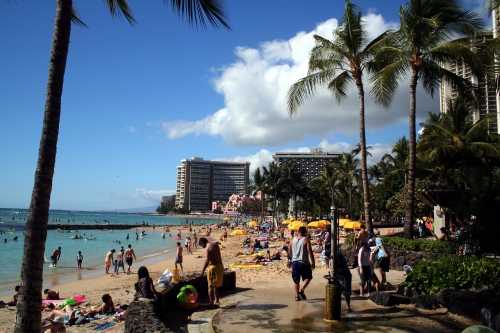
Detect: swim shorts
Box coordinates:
(126, 257, 133, 266)
(376, 256, 390, 272)
(207, 264, 224, 288)
(175, 256, 183, 264)
(291, 261, 312, 284)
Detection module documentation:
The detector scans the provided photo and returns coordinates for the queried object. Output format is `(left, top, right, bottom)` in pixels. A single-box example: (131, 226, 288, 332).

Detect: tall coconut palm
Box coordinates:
(381, 136, 410, 186)
(250, 167, 267, 222)
(316, 160, 341, 209)
(286, 1, 390, 232)
(15, 1, 229, 332)
(281, 160, 306, 219)
(263, 161, 284, 227)
(335, 152, 362, 219)
(371, 0, 483, 238)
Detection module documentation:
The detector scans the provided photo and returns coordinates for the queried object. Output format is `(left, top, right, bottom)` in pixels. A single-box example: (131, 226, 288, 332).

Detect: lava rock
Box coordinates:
(397, 284, 414, 297)
(434, 288, 460, 308)
(449, 291, 492, 321)
(481, 297, 500, 332)
(410, 294, 440, 310)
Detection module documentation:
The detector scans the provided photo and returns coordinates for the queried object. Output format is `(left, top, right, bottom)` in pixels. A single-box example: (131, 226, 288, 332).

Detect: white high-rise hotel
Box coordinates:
(175, 158, 250, 211)
(439, 15, 500, 134)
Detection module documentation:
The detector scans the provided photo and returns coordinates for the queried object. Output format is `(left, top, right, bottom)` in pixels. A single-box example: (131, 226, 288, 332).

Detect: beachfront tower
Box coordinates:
(175, 158, 250, 211)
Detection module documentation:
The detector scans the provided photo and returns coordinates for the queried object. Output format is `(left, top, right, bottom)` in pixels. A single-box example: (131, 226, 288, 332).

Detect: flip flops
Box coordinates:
(298, 289, 307, 300)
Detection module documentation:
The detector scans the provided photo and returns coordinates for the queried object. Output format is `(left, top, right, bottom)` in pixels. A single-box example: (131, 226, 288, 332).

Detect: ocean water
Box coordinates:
(0, 208, 230, 296)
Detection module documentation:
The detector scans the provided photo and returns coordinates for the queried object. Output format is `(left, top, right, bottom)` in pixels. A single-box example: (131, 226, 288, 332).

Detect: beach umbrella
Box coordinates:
(318, 220, 331, 226)
(344, 221, 362, 229)
(262, 222, 271, 227)
(290, 217, 296, 221)
(248, 221, 259, 227)
(308, 221, 328, 228)
(339, 219, 351, 227)
(231, 229, 248, 236)
(281, 220, 291, 225)
(288, 222, 308, 231)
(223, 217, 231, 221)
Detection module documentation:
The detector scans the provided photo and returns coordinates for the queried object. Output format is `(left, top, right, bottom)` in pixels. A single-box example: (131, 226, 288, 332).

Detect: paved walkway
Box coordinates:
(186, 268, 476, 333)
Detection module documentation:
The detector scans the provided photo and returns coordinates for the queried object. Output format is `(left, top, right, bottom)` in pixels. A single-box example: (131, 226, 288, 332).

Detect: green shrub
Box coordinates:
(381, 236, 455, 254)
(345, 234, 355, 246)
(405, 256, 500, 294)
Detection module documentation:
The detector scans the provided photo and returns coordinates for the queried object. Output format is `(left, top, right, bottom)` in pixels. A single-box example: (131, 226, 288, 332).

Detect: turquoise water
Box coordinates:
(0, 208, 227, 295)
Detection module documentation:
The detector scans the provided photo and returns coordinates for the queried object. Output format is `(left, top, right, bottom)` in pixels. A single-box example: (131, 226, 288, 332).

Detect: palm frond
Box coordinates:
(165, 0, 230, 30)
(104, 0, 136, 25)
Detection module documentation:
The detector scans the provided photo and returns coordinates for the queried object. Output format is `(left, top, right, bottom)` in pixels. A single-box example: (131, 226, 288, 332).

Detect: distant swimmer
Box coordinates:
(51, 247, 62, 267)
(3, 239, 6, 243)
(126, 233, 129, 240)
(13, 236, 18, 241)
(162, 233, 166, 238)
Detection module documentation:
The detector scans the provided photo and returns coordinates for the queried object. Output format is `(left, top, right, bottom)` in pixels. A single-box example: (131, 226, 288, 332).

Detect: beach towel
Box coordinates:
(93, 322, 116, 331)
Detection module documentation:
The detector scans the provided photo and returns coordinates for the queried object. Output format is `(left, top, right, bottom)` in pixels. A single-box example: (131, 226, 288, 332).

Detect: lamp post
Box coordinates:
(324, 205, 341, 321)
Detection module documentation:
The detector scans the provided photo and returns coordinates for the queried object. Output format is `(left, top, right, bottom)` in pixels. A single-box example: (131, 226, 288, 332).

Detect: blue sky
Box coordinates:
(0, 0, 489, 211)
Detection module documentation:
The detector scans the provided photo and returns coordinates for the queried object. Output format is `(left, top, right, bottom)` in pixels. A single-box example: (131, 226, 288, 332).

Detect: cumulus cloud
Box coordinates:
(158, 13, 438, 146)
(102, 188, 175, 203)
(123, 126, 138, 133)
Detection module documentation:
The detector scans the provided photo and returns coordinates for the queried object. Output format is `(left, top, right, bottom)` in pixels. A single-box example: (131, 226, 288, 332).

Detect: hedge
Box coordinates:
(404, 255, 500, 294)
(381, 236, 456, 254)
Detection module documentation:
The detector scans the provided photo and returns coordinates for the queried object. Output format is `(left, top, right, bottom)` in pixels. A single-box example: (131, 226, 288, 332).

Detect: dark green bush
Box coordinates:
(404, 255, 500, 294)
(381, 236, 455, 254)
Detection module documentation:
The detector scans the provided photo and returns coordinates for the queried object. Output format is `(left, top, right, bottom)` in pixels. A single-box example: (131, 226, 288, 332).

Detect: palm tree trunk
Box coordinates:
(355, 77, 372, 232)
(15, 1, 72, 332)
(405, 69, 418, 239)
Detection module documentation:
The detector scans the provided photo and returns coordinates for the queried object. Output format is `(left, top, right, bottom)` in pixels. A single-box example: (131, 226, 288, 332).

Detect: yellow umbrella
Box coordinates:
(318, 220, 331, 225)
(288, 222, 308, 231)
(344, 221, 362, 229)
(290, 217, 296, 221)
(339, 219, 351, 227)
(231, 229, 248, 236)
(248, 221, 259, 227)
(308, 221, 327, 228)
(281, 220, 291, 225)
(223, 217, 231, 221)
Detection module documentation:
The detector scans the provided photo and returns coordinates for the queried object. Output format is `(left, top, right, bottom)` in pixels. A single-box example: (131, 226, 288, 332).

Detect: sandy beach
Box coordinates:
(0, 225, 292, 332)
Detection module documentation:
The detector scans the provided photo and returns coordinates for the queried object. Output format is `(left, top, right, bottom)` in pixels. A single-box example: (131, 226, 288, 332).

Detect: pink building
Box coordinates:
(212, 191, 265, 214)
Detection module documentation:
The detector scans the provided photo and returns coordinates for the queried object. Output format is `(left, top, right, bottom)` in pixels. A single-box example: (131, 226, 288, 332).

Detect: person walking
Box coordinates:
(357, 242, 372, 297)
(371, 233, 390, 286)
(175, 242, 183, 273)
(199, 237, 224, 308)
(105, 249, 115, 274)
(187, 236, 194, 255)
(76, 251, 83, 269)
(51, 247, 62, 267)
(290, 226, 315, 301)
(125, 244, 137, 275)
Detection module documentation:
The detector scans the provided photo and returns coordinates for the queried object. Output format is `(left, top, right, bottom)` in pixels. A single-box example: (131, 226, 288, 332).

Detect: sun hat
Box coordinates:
(52, 316, 64, 324)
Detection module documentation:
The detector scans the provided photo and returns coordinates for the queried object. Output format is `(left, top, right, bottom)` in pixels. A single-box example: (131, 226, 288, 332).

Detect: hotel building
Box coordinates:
(175, 158, 250, 211)
(272, 148, 341, 183)
(439, 31, 499, 134)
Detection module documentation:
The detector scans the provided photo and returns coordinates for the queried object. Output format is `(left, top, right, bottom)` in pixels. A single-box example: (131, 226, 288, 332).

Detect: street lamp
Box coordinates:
(324, 205, 341, 321)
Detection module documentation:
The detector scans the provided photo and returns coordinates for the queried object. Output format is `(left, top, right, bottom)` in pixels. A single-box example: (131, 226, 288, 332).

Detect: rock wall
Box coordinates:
(340, 245, 433, 271)
(125, 299, 172, 333)
(124, 271, 236, 332)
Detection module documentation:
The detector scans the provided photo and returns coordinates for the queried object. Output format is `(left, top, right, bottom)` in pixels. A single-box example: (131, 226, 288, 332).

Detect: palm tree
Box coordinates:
(15, 1, 229, 332)
(263, 161, 284, 227)
(418, 98, 500, 186)
(316, 160, 341, 209)
(250, 167, 267, 222)
(335, 152, 362, 219)
(281, 160, 306, 219)
(371, 0, 483, 238)
(381, 136, 410, 186)
(286, 0, 389, 232)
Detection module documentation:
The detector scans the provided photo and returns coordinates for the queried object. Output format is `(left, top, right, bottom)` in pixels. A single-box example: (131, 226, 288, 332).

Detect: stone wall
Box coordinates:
(124, 271, 236, 332)
(340, 245, 433, 271)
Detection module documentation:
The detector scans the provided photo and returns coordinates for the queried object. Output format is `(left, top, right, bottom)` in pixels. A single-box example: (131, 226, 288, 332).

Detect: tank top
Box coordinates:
(292, 237, 310, 265)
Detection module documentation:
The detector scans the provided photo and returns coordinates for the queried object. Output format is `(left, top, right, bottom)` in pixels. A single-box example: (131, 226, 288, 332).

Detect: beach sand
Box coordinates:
(0, 226, 292, 332)
(0, 226, 414, 332)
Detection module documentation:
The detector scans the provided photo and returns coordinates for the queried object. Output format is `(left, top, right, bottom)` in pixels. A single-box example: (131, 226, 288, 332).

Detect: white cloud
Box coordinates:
(158, 13, 438, 146)
(102, 188, 175, 203)
(123, 126, 138, 133)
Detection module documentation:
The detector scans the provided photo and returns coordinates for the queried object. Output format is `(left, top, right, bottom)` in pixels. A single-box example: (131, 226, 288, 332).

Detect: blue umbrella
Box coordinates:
(262, 222, 271, 227)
